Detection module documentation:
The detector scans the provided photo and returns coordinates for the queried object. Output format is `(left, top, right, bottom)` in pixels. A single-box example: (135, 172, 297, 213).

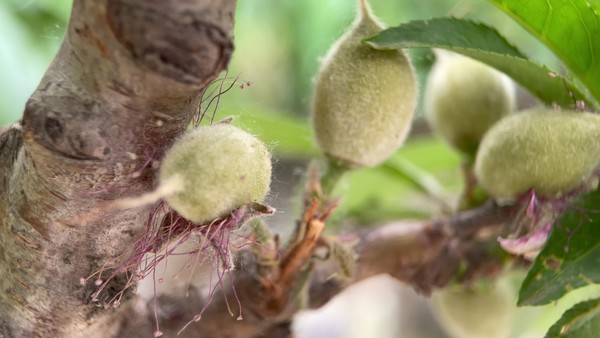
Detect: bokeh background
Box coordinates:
(0, 0, 563, 225)
(2, 1, 597, 337)
(0, 0, 562, 125)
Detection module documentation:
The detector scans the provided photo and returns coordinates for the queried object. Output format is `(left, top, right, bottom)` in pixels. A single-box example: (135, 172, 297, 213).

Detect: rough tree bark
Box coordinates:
(0, 1, 522, 337)
(0, 0, 237, 336)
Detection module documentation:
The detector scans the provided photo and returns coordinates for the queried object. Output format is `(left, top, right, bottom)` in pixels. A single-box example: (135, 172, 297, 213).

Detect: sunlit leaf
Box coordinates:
(489, 0, 600, 106)
(545, 298, 600, 338)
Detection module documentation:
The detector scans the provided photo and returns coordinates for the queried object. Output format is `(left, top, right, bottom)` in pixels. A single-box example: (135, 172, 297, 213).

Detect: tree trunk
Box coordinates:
(0, 0, 236, 336)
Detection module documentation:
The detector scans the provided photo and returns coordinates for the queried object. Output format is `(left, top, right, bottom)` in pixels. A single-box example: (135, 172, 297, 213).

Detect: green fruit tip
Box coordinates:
(475, 110, 600, 204)
(312, 0, 418, 168)
(159, 124, 272, 224)
(356, 0, 382, 33)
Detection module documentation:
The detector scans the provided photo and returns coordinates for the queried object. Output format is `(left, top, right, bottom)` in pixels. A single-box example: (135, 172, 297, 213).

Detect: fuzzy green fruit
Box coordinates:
(431, 280, 514, 338)
(311, 0, 417, 168)
(425, 53, 514, 156)
(159, 124, 272, 224)
(475, 110, 600, 203)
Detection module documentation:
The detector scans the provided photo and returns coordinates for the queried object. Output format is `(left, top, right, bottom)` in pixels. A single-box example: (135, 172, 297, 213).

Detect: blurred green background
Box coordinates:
(0, 0, 560, 126)
(0, 0, 561, 224)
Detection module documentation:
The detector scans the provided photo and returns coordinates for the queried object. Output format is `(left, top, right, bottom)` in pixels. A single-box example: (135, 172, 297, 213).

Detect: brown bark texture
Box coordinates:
(0, 0, 237, 336)
(0, 1, 522, 337)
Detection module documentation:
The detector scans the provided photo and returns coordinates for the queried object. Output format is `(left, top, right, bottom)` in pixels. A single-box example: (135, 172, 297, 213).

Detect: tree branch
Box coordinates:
(355, 201, 520, 294)
(111, 201, 521, 337)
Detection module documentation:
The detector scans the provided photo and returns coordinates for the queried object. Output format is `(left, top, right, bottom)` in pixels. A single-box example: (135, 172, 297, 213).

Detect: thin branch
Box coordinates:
(114, 200, 522, 337)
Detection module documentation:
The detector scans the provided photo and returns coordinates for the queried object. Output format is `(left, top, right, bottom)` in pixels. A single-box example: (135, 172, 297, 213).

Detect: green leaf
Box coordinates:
(366, 18, 593, 109)
(338, 137, 462, 224)
(545, 298, 600, 338)
(382, 156, 450, 208)
(228, 108, 319, 158)
(489, 0, 600, 106)
(519, 189, 600, 306)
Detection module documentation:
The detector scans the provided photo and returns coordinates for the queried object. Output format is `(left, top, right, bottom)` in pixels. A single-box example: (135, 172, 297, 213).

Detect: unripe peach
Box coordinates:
(425, 53, 515, 157)
(431, 280, 514, 338)
(311, 0, 417, 167)
(475, 110, 600, 203)
(159, 124, 272, 224)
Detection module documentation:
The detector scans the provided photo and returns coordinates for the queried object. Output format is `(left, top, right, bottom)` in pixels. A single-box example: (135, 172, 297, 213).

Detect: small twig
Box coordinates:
(277, 219, 325, 294)
(261, 197, 331, 314)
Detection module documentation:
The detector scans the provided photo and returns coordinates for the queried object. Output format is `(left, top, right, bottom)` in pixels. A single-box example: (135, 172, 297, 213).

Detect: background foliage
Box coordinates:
(0, 0, 561, 222)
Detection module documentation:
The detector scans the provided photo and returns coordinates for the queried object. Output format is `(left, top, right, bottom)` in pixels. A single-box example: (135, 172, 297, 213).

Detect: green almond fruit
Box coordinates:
(159, 124, 272, 224)
(312, 0, 417, 168)
(425, 53, 515, 157)
(475, 110, 600, 203)
(431, 280, 514, 338)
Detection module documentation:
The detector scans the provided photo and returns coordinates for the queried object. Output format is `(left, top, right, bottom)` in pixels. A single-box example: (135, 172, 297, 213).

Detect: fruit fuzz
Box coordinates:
(425, 52, 515, 157)
(475, 110, 600, 203)
(311, 0, 417, 168)
(159, 124, 272, 224)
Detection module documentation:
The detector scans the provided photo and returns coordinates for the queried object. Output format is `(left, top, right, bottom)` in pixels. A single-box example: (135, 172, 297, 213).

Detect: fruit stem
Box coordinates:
(320, 159, 351, 197)
(458, 158, 489, 210)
